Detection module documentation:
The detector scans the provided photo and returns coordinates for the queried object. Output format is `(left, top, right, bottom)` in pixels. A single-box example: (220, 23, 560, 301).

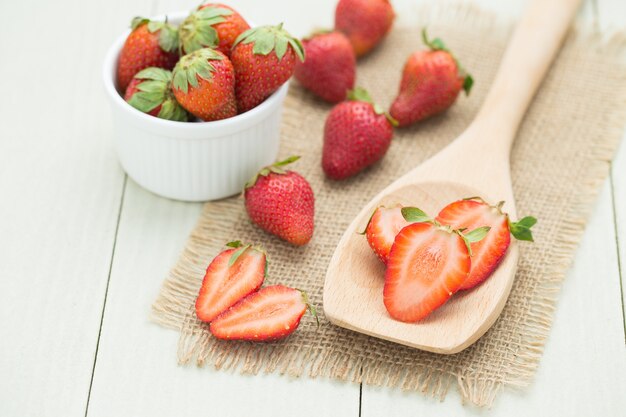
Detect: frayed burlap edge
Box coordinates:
(151, 2, 626, 407)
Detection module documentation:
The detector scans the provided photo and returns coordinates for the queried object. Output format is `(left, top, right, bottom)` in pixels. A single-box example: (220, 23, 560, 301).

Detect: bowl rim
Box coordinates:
(102, 11, 288, 135)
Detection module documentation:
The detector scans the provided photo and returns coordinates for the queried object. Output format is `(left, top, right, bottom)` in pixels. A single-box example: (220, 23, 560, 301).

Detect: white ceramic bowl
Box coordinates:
(102, 12, 286, 202)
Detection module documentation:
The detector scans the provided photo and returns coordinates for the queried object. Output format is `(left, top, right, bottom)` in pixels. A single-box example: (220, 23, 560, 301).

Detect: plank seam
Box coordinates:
(83, 174, 128, 417)
(609, 168, 626, 343)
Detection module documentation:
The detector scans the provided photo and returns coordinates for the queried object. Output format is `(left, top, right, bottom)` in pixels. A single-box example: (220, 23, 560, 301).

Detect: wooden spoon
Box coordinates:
(323, 0, 582, 354)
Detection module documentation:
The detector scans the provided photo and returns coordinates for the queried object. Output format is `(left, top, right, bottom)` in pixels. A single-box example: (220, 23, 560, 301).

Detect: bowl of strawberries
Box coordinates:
(103, 4, 304, 201)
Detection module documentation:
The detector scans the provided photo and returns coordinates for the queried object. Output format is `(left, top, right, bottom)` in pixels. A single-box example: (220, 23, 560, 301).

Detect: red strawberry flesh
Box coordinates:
(436, 200, 511, 290)
(195, 246, 265, 323)
(384, 222, 470, 322)
(210, 285, 307, 341)
(365, 206, 409, 263)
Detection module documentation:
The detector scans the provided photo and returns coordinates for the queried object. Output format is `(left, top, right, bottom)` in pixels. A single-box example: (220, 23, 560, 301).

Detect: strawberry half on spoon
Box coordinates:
(195, 241, 266, 323)
(210, 285, 317, 341)
(384, 208, 489, 322)
(436, 197, 536, 291)
(363, 205, 410, 264)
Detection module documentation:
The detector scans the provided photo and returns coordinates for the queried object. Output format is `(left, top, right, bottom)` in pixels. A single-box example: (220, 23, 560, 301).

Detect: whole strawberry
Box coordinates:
(294, 31, 356, 103)
(124, 67, 188, 121)
(231, 24, 305, 113)
(323, 88, 396, 180)
(179, 3, 250, 56)
(244, 156, 315, 246)
(117, 17, 180, 92)
(334, 0, 395, 57)
(172, 48, 236, 121)
(390, 29, 473, 127)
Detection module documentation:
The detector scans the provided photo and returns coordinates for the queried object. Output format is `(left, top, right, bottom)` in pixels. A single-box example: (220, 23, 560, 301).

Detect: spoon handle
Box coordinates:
(472, 0, 582, 153)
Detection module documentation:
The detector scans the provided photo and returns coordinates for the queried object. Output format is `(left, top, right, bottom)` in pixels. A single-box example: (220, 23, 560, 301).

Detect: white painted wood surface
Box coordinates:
(0, 0, 623, 416)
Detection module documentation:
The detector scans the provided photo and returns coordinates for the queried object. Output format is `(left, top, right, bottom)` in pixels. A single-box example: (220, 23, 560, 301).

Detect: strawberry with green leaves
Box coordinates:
(179, 3, 250, 56)
(210, 285, 317, 341)
(244, 156, 315, 246)
(231, 24, 305, 113)
(195, 241, 266, 323)
(171, 48, 236, 121)
(323, 88, 396, 180)
(294, 30, 356, 103)
(436, 197, 536, 290)
(384, 207, 489, 322)
(334, 0, 395, 57)
(124, 67, 188, 121)
(117, 17, 180, 92)
(390, 29, 473, 127)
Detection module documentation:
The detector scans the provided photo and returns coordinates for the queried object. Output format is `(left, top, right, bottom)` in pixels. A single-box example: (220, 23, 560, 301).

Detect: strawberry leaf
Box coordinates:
(509, 216, 537, 242)
(157, 99, 188, 122)
(421, 28, 448, 52)
(298, 290, 320, 328)
(274, 155, 300, 166)
(401, 207, 430, 223)
(463, 75, 474, 95)
(172, 48, 224, 94)
(131, 16, 149, 30)
(228, 245, 250, 267)
(234, 24, 305, 62)
(464, 226, 491, 243)
(179, 6, 232, 53)
(226, 240, 243, 248)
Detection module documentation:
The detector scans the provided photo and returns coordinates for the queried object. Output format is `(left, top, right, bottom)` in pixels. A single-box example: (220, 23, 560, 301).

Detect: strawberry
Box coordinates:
(383, 209, 489, 322)
(171, 48, 236, 121)
(334, 0, 395, 57)
(294, 31, 356, 103)
(195, 241, 266, 323)
(363, 205, 410, 263)
(244, 156, 315, 246)
(231, 24, 305, 113)
(179, 3, 250, 56)
(124, 67, 188, 121)
(436, 198, 536, 290)
(322, 88, 396, 180)
(210, 285, 316, 341)
(390, 29, 473, 127)
(117, 17, 180, 92)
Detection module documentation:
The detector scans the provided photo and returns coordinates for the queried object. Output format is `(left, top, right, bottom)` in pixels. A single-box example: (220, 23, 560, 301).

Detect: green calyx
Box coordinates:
(179, 5, 233, 53)
(463, 197, 537, 242)
(399, 205, 490, 256)
(172, 48, 225, 94)
(421, 28, 473, 96)
(347, 87, 398, 127)
(131, 17, 179, 53)
(127, 67, 188, 122)
(457, 226, 491, 257)
(225, 241, 267, 272)
(297, 289, 320, 328)
(244, 156, 300, 189)
(233, 23, 305, 62)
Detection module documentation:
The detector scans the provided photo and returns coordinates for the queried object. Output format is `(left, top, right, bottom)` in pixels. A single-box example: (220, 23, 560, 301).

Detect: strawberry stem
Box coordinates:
(298, 290, 320, 328)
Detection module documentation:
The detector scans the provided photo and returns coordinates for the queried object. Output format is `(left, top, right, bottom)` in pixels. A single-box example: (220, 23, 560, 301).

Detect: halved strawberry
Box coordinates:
(195, 241, 266, 323)
(383, 220, 488, 322)
(364, 205, 408, 263)
(210, 285, 315, 341)
(436, 198, 536, 290)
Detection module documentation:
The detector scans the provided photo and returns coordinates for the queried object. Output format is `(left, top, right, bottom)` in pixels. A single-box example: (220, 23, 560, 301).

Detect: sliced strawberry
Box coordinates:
(383, 222, 471, 322)
(436, 198, 536, 290)
(195, 241, 266, 323)
(210, 285, 311, 341)
(364, 206, 409, 263)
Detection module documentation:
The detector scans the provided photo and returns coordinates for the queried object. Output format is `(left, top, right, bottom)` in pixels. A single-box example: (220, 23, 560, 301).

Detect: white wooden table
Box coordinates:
(1, 0, 624, 416)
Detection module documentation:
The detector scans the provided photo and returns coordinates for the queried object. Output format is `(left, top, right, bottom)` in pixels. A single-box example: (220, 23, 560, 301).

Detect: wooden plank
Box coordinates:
(598, 0, 626, 338)
(362, 180, 626, 416)
(86, 179, 360, 417)
(0, 0, 154, 415)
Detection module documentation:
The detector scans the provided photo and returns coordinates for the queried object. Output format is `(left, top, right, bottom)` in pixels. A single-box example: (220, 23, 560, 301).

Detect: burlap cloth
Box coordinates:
(152, 3, 626, 407)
